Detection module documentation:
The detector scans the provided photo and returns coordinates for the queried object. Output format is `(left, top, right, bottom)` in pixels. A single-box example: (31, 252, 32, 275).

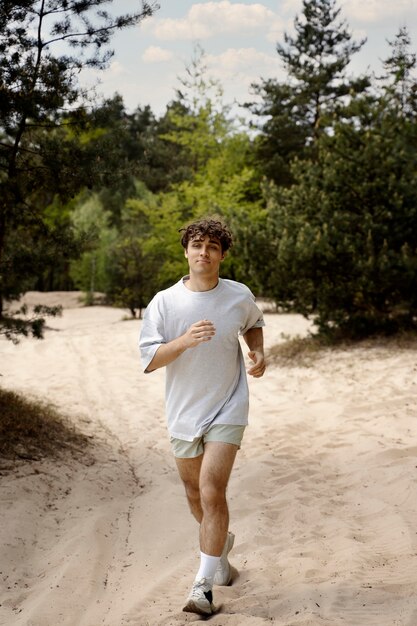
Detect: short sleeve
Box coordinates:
(139, 294, 166, 373)
(240, 290, 265, 336)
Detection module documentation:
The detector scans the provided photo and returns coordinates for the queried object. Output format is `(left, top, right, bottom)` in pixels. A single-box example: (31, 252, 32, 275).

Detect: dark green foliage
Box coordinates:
(245, 16, 417, 338)
(0, 0, 159, 334)
(1, 2, 416, 344)
(263, 84, 417, 337)
(249, 0, 369, 185)
(1, 303, 62, 343)
(106, 242, 153, 319)
(105, 187, 161, 318)
(127, 101, 194, 194)
(381, 26, 417, 117)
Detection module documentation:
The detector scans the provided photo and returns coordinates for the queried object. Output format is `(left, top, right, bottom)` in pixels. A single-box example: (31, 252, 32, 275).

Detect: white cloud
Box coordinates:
(142, 45, 174, 63)
(206, 47, 280, 73)
(80, 61, 129, 92)
(282, 0, 303, 14)
(342, 0, 416, 23)
(145, 1, 283, 41)
(106, 61, 128, 77)
(203, 47, 285, 104)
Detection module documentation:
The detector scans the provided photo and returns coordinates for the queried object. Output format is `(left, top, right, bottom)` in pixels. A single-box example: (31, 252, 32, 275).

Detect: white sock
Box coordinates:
(195, 552, 221, 586)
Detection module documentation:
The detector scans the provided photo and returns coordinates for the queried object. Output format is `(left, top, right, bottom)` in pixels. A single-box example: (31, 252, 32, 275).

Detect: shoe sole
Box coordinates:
(183, 599, 217, 616)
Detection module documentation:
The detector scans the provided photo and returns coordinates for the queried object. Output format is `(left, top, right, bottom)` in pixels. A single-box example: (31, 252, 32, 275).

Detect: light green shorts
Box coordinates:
(170, 424, 246, 459)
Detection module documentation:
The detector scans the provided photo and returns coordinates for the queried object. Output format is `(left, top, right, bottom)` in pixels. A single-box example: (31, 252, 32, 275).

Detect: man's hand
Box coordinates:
(145, 319, 215, 372)
(247, 350, 266, 378)
(243, 326, 266, 378)
(183, 319, 216, 349)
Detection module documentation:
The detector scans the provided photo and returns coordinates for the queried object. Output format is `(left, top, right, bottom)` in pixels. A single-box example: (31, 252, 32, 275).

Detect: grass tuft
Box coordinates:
(268, 330, 417, 367)
(267, 335, 324, 367)
(0, 387, 93, 465)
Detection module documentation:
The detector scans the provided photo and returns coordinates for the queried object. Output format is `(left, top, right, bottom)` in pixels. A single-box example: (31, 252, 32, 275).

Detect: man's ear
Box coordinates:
(221, 251, 227, 261)
(184, 248, 188, 259)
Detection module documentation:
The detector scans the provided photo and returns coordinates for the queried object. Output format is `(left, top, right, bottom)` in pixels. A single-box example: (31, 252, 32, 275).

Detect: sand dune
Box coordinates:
(1, 293, 417, 625)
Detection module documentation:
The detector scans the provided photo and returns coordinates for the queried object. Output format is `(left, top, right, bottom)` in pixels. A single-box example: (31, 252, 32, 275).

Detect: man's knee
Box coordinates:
(200, 481, 226, 511)
(183, 479, 201, 502)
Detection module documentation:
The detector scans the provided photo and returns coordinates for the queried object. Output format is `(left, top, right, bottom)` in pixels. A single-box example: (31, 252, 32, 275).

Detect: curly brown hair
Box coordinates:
(179, 218, 233, 252)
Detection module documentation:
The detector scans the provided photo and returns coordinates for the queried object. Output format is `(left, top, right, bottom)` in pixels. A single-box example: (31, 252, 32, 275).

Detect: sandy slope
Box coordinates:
(1, 293, 417, 625)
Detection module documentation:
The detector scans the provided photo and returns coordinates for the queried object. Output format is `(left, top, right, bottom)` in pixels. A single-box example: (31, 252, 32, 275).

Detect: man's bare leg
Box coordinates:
(175, 453, 203, 523)
(199, 441, 238, 555)
(178, 442, 238, 615)
(175, 442, 238, 553)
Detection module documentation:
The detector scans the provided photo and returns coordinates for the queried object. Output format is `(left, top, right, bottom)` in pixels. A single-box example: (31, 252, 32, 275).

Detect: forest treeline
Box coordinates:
(1, 0, 417, 341)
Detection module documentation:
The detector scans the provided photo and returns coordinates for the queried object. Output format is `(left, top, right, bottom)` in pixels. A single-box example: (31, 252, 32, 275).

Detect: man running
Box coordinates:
(139, 218, 266, 616)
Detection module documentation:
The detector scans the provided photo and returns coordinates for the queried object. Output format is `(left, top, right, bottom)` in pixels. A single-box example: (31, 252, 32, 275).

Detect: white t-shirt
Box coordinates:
(139, 277, 265, 441)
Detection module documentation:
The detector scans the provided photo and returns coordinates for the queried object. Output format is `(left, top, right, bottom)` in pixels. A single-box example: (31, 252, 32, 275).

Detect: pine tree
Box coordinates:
(260, 32, 417, 337)
(250, 0, 369, 185)
(381, 26, 417, 117)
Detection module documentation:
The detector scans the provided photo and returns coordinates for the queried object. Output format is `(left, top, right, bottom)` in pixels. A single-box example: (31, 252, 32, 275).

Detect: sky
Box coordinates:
(81, 0, 417, 117)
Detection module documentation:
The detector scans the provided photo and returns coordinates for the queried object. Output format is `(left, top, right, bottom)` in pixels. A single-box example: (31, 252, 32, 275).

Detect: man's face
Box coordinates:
(185, 234, 225, 275)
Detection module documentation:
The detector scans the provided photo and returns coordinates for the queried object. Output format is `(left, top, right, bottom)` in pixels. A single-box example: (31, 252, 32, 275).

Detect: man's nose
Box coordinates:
(200, 247, 209, 256)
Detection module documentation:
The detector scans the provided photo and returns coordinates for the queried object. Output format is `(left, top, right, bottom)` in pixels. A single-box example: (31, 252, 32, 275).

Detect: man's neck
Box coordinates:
(184, 273, 220, 292)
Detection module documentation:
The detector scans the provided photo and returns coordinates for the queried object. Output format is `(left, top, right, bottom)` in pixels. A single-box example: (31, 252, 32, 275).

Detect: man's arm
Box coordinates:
(146, 319, 215, 372)
(242, 326, 266, 378)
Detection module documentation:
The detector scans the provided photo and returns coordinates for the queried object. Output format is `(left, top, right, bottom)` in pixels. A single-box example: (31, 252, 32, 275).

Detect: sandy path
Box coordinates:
(1, 299, 417, 625)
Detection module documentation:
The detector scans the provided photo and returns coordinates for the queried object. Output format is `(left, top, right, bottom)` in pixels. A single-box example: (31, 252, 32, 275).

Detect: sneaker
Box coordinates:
(183, 578, 216, 616)
(214, 531, 238, 586)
